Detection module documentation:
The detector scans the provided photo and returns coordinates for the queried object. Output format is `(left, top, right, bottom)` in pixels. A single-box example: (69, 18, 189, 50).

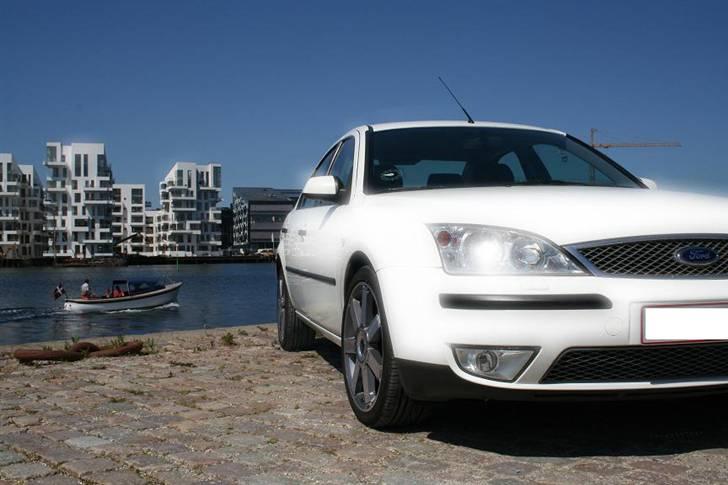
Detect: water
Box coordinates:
(0, 263, 276, 345)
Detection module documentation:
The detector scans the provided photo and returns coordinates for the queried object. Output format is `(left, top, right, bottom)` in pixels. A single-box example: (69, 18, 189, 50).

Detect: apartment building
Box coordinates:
(0, 154, 45, 259)
(112, 184, 146, 255)
(232, 187, 300, 253)
(43, 142, 115, 258)
(142, 209, 164, 256)
(158, 162, 222, 256)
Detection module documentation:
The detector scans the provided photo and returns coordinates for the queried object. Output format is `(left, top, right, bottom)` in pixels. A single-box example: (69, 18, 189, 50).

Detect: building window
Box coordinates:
(83, 154, 88, 177)
(47, 146, 57, 162)
(74, 155, 81, 176)
(213, 167, 221, 188)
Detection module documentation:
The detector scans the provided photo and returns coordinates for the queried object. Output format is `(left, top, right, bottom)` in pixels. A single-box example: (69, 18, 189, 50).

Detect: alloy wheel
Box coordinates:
(343, 282, 383, 412)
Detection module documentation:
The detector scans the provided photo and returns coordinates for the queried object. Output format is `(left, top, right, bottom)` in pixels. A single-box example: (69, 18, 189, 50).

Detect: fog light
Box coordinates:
(454, 347, 537, 381)
(476, 350, 498, 373)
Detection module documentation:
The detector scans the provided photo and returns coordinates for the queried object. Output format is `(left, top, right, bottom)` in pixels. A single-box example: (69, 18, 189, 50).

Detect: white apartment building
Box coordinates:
(158, 162, 222, 256)
(0, 154, 46, 259)
(142, 209, 164, 256)
(112, 184, 146, 255)
(43, 142, 115, 258)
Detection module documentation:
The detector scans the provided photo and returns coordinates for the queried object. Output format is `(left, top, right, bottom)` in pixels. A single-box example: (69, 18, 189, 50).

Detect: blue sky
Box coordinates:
(1, 0, 727, 205)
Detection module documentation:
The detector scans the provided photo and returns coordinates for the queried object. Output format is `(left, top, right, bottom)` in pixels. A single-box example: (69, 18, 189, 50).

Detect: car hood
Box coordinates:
(363, 186, 728, 245)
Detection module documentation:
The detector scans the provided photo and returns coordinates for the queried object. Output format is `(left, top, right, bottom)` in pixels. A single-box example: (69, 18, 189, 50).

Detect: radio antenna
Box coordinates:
(438, 76, 474, 124)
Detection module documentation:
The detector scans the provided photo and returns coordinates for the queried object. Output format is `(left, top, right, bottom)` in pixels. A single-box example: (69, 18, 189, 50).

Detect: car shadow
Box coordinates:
(313, 338, 728, 457)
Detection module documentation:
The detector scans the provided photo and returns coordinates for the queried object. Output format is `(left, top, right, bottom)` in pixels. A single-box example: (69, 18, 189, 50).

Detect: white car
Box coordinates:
(276, 120, 728, 428)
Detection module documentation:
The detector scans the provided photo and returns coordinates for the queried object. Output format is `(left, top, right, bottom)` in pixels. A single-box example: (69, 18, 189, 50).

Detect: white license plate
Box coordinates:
(643, 306, 728, 343)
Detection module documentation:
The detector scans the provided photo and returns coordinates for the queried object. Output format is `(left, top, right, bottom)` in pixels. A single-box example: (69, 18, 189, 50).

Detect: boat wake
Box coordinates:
(0, 306, 64, 324)
(105, 302, 180, 314)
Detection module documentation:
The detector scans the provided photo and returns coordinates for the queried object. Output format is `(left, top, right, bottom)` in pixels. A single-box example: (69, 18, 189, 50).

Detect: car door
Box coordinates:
(299, 135, 358, 333)
(283, 142, 340, 315)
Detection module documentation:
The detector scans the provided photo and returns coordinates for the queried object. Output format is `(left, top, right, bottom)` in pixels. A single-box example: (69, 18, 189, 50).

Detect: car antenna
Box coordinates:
(438, 76, 475, 124)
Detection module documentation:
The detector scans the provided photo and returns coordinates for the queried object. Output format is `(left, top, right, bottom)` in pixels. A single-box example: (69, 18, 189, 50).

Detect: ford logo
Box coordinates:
(674, 246, 720, 266)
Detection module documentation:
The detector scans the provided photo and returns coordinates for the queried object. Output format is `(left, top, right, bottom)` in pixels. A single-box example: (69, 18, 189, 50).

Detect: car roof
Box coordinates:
(363, 120, 566, 136)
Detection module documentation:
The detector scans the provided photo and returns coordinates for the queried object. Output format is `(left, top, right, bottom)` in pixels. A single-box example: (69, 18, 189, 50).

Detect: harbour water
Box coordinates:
(0, 263, 276, 345)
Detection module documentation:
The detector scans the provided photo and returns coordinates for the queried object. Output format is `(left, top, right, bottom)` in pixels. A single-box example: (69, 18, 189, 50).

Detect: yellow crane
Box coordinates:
(590, 128, 681, 149)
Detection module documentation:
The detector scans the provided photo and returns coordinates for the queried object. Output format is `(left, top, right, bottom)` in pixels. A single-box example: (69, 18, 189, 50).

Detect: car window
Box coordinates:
(365, 127, 641, 193)
(299, 143, 340, 209)
(533, 144, 613, 185)
(328, 137, 355, 203)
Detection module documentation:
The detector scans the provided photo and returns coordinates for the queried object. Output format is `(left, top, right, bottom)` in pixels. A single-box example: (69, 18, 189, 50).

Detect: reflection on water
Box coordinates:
(0, 263, 276, 345)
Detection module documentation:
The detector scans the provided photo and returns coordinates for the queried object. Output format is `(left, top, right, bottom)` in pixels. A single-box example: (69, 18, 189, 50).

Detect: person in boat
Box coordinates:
(103, 288, 111, 298)
(81, 279, 91, 299)
(112, 286, 123, 298)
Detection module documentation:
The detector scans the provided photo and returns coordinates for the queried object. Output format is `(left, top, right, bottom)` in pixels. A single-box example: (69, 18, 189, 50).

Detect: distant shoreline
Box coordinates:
(0, 255, 275, 268)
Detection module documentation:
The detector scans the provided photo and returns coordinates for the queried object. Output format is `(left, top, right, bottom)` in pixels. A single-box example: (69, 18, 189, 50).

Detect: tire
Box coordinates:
(342, 266, 430, 428)
(277, 270, 316, 351)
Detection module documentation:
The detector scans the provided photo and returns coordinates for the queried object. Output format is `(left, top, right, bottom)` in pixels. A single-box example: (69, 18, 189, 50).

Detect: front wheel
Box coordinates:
(342, 266, 430, 428)
(277, 271, 315, 351)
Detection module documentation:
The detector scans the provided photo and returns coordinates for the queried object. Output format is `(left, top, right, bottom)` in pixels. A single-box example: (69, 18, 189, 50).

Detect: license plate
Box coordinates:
(642, 305, 728, 343)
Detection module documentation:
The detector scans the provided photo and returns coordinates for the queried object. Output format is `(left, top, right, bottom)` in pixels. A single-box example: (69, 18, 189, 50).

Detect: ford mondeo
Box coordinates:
(276, 121, 728, 428)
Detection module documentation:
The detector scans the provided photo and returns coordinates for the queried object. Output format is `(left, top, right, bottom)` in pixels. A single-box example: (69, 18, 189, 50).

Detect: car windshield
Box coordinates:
(364, 127, 643, 193)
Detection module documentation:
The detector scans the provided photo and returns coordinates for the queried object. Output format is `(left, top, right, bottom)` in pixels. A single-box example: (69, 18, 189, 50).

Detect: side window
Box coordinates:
(299, 143, 339, 209)
(328, 137, 355, 203)
(533, 144, 612, 184)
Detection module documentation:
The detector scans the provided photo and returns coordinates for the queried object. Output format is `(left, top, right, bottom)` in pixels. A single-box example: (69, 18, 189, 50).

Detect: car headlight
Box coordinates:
(428, 224, 586, 275)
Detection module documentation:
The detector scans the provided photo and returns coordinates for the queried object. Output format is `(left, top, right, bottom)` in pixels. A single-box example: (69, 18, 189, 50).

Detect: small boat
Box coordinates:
(64, 279, 182, 313)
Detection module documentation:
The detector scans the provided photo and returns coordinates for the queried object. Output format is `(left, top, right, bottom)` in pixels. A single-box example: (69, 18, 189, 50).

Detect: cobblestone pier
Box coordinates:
(2, 324, 728, 484)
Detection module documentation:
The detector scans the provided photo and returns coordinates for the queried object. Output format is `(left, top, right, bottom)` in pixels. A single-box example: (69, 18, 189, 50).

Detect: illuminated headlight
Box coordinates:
(428, 224, 585, 275)
(454, 347, 537, 381)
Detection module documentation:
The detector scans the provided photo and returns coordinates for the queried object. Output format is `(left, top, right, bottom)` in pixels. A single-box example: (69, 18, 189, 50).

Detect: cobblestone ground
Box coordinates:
(2, 325, 728, 484)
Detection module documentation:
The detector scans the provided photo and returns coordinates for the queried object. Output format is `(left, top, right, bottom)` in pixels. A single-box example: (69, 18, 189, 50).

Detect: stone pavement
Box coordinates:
(2, 324, 728, 484)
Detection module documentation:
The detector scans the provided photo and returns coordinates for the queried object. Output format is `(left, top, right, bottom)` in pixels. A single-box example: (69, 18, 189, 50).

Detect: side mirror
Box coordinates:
(640, 177, 658, 190)
(302, 175, 341, 201)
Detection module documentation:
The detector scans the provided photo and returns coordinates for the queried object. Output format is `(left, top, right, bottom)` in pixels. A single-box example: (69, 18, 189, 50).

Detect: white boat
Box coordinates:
(64, 279, 182, 313)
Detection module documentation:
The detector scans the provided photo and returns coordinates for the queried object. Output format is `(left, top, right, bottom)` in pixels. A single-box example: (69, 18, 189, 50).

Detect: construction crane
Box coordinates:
(590, 128, 681, 149)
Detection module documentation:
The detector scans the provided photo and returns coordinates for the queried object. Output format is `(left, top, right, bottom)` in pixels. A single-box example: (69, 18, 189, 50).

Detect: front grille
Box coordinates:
(542, 344, 728, 383)
(574, 238, 728, 277)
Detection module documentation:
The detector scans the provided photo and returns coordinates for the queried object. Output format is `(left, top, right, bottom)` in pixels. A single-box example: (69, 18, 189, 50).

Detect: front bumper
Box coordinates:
(396, 358, 728, 401)
(376, 266, 728, 395)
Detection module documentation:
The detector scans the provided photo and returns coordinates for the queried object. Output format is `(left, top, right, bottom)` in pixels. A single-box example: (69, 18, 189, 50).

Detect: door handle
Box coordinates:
(297, 229, 307, 236)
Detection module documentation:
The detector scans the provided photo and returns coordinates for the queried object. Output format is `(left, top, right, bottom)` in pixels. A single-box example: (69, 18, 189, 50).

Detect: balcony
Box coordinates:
(0, 210, 19, 220)
(83, 236, 114, 244)
(43, 158, 66, 168)
(46, 180, 67, 192)
(84, 185, 112, 192)
(85, 199, 113, 205)
(199, 185, 221, 192)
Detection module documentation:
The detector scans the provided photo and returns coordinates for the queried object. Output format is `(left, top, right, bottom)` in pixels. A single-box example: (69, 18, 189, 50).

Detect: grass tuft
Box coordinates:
(220, 332, 237, 346)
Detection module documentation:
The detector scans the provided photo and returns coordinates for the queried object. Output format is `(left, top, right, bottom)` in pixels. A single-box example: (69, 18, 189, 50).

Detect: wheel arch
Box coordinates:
(275, 251, 300, 310)
(343, 251, 374, 301)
